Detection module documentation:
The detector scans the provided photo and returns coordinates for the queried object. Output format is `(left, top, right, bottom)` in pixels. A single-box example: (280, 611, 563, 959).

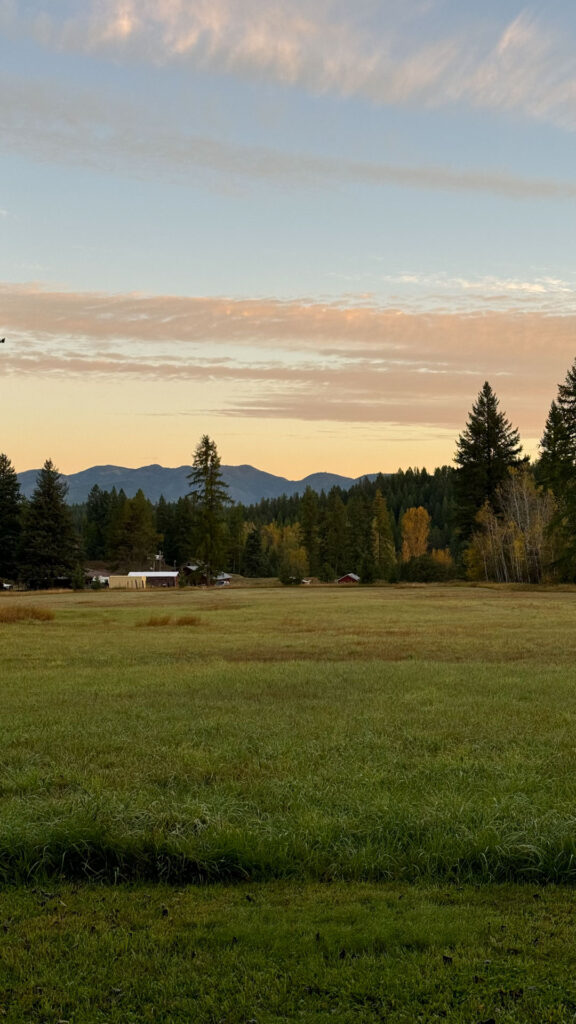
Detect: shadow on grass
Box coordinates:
(4, 827, 576, 886)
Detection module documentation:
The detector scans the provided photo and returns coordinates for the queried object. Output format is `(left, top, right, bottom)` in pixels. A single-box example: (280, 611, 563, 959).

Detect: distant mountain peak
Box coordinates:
(17, 463, 381, 505)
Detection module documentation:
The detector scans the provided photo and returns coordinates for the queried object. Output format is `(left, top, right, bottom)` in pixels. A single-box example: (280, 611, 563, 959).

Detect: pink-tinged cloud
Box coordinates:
(2, 71, 576, 200)
(5, 2, 576, 131)
(0, 283, 574, 435)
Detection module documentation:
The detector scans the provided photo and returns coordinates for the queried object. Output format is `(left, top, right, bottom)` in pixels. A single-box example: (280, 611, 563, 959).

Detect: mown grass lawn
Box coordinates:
(2, 584, 576, 1020)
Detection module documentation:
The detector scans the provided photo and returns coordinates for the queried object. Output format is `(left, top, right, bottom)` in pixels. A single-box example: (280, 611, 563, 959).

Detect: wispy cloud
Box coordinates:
(0, 283, 572, 432)
(2, 70, 576, 201)
(377, 271, 576, 314)
(5, 2, 576, 130)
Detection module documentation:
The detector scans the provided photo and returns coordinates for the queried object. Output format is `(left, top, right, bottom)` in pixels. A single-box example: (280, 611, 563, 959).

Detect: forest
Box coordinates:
(1, 357, 576, 587)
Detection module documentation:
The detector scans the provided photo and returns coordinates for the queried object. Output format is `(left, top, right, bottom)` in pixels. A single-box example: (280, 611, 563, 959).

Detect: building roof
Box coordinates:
(337, 572, 360, 582)
(127, 571, 179, 578)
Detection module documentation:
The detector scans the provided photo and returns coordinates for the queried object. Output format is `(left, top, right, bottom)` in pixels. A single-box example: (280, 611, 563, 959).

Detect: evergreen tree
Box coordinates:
(372, 490, 396, 580)
(243, 527, 267, 577)
(0, 453, 23, 581)
(345, 492, 376, 577)
(537, 401, 573, 496)
(454, 382, 522, 539)
(227, 504, 246, 574)
(299, 486, 321, 576)
(85, 485, 112, 560)
(113, 489, 160, 568)
(106, 488, 128, 562)
(320, 488, 347, 580)
(171, 497, 196, 566)
(19, 459, 79, 587)
(557, 358, 576, 446)
(188, 435, 231, 581)
(155, 495, 172, 551)
(538, 365, 576, 578)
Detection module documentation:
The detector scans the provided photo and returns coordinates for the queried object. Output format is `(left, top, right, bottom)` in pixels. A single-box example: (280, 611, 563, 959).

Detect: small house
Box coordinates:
(337, 572, 360, 584)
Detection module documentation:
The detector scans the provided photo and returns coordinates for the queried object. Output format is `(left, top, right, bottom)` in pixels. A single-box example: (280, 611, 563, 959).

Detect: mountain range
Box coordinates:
(17, 464, 380, 506)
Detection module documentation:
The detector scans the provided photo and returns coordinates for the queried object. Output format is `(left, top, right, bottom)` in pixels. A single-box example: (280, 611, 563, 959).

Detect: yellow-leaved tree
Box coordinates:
(401, 506, 430, 562)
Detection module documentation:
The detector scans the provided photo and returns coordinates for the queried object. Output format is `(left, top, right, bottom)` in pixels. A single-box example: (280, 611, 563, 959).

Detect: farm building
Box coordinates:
(127, 571, 179, 588)
(337, 573, 360, 584)
(109, 575, 147, 590)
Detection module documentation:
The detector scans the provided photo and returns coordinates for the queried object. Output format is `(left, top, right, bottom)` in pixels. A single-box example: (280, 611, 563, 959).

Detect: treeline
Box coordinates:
(3, 357, 576, 587)
(0, 456, 456, 585)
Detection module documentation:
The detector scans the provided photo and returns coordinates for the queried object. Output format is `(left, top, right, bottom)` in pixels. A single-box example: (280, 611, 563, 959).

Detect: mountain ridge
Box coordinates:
(17, 463, 381, 505)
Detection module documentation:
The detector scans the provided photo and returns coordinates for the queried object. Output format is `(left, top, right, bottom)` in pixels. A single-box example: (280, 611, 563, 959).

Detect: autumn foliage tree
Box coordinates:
(401, 506, 430, 562)
(465, 469, 557, 583)
(261, 522, 308, 579)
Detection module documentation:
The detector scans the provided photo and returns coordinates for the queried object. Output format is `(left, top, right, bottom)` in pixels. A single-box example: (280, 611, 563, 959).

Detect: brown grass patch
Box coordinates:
(0, 605, 55, 623)
(200, 602, 247, 612)
(137, 614, 201, 627)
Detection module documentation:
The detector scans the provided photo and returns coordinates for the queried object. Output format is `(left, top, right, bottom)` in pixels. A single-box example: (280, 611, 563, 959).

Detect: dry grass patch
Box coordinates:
(0, 605, 55, 624)
(199, 602, 247, 612)
(138, 614, 202, 628)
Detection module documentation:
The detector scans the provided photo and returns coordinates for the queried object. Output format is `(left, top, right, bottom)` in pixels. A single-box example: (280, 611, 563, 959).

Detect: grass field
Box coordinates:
(2, 584, 576, 1021)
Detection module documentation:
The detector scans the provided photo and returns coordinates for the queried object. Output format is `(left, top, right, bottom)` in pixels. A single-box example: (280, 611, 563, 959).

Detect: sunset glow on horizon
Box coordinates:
(1, 1, 576, 477)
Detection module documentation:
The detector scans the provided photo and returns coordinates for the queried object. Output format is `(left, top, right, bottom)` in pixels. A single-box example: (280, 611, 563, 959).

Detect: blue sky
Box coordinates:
(1, 1, 576, 476)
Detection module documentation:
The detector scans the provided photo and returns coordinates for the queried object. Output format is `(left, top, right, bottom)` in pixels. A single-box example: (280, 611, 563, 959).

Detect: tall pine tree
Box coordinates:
(538, 362, 576, 578)
(0, 453, 23, 581)
(557, 357, 576, 447)
(19, 460, 79, 587)
(84, 484, 112, 560)
(188, 436, 231, 581)
(372, 490, 397, 580)
(454, 382, 523, 540)
(113, 490, 160, 569)
(537, 400, 573, 496)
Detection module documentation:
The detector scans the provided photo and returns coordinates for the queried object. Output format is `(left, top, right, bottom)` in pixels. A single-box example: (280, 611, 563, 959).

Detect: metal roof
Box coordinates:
(127, 571, 179, 577)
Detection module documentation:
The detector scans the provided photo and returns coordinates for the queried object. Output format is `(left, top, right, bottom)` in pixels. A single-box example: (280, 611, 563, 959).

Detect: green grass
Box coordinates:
(3, 585, 576, 1020)
(2, 586, 576, 884)
(1, 881, 576, 1023)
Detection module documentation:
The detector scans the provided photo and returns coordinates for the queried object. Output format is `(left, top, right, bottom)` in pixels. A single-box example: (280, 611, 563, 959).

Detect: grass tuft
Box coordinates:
(0, 605, 54, 623)
(175, 615, 201, 626)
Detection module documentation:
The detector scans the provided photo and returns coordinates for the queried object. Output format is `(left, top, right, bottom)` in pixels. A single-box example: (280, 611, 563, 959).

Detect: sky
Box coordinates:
(1, 1, 576, 478)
